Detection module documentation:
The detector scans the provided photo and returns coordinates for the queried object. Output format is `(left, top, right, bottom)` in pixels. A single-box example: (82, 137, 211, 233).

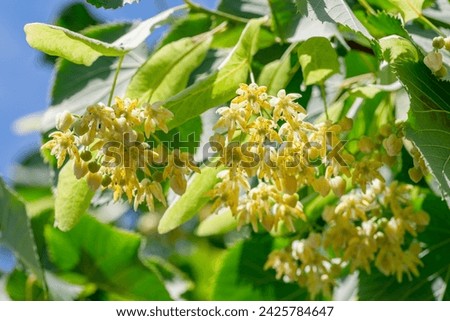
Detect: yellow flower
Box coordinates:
(112, 97, 140, 126)
(214, 102, 247, 141)
(344, 221, 378, 273)
(163, 150, 199, 195)
(335, 193, 372, 221)
(134, 179, 166, 211)
(56, 111, 75, 132)
(265, 250, 298, 280)
(352, 157, 385, 193)
(41, 131, 79, 168)
(141, 102, 174, 137)
(80, 103, 115, 137)
(270, 89, 305, 127)
(232, 83, 271, 118)
(247, 116, 281, 143)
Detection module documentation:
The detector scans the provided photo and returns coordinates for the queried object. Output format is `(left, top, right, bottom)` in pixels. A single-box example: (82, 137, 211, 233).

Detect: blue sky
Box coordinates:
(0, 0, 214, 182)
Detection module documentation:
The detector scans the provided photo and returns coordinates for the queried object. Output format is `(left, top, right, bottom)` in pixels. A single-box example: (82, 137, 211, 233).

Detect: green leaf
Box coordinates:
(24, 23, 125, 66)
(363, 12, 410, 39)
(45, 215, 171, 300)
(297, 37, 340, 85)
(45, 226, 81, 271)
(394, 60, 450, 206)
(24, 5, 184, 66)
(163, 18, 265, 130)
(350, 86, 383, 99)
(54, 161, 95, 232)
(54, 3, 101, 32)
(218, 0, 270, 19)
(196, 210, 237, 236)
(258, 45, 297, 94)
(158, 166, 223, 234)
(211, 24, 275, 50)
(359, 195, 450, 300)
(212, 234, 308, 300)
(86, 0, 139, 9)
(296, 0, 372, 39)
(0, 178, 45, 284)
(379, 35, 419, 63)
(6, 269, 45, 300)
(158, 13, 212, 48)
(269, 0, 299, 41)
(387, 0, 425, 22)
(126, 35, 212, 103)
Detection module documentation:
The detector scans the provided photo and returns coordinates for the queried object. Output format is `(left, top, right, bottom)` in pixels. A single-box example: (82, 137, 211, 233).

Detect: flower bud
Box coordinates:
(432, 36, 445, 49)
(424, 52, 443, 73)
(435, 65, 448, 78)
(358, 136, 374, 154)
(73, 159, 88, 179)
(379, 124, 392, 137)
(73, 119, 89, 136)
(86, 172, 102, 191)
(101, 175, 112, 187)
(339, 117, 353, 131)
(88, 161, 101, 173)
(307, 147, 321, 161)
(80, 150, 92, 162)
(312, 177, 330, 197)
(445, 37, 450, 51)
(383, 134, 403, 156)
(170, 174, 187, 195)
(408, 167, 423, 183)
(283, 193, 299, 208)
(56, 111, 75, 132)
(329, 176, 346, 197)
(281, 175, 298, 195)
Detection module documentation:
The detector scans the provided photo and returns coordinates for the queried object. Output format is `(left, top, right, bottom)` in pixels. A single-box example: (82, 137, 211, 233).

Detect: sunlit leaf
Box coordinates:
(24, 5, 184, 66)
(387, 0, 425, 22)
(379, 35, 419, 63)
(297, 37, 340, 85)
(259, 45, 297, 94)
(126, 34, 212, 102)
(296, 0, 372, 39)
(163, 18, 266, 130)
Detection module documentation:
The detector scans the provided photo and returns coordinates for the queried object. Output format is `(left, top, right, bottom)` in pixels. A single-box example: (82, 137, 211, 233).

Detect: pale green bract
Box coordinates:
(54, 160, 95, 231)
(158, 166, 223, 234)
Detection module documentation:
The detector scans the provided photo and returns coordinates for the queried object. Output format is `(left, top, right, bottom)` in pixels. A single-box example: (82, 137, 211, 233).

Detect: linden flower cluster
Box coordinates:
(209, 83, 359, 232)
(424, 35, 450, 77)
(266, 181, 429, 298)
(209, 83, 430, 297)
(42, 97, 199, 211)
(209, 83, 409, 231)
